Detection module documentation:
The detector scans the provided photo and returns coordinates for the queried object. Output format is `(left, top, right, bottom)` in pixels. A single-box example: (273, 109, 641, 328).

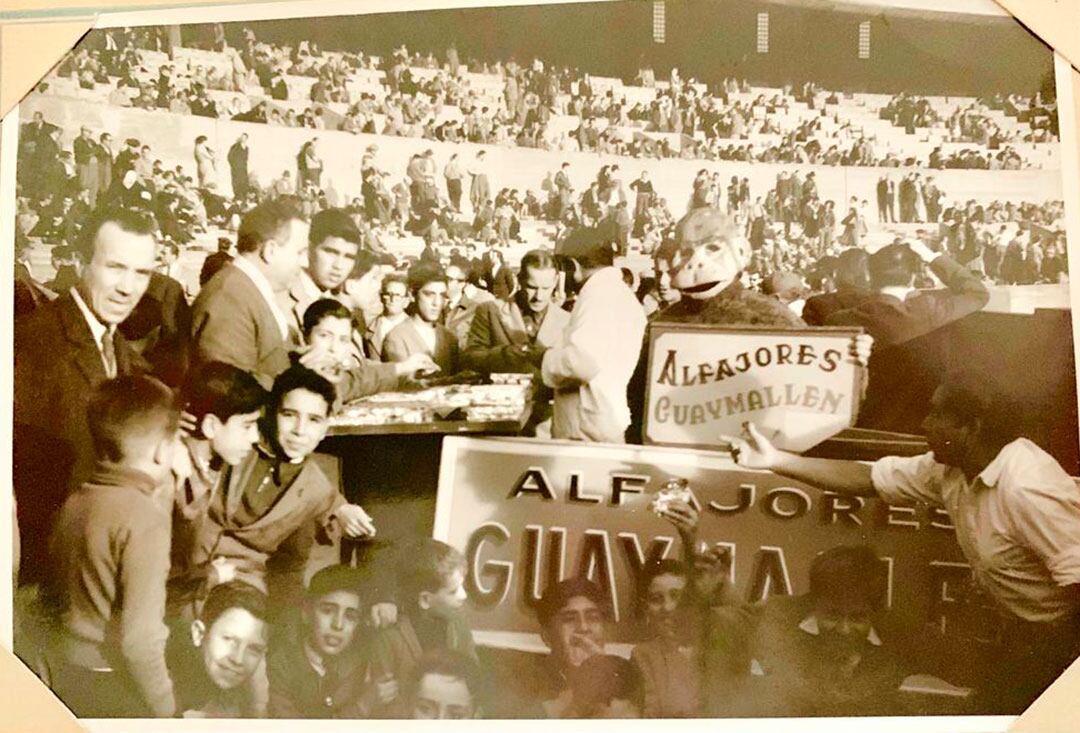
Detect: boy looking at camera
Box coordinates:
(268, 564, 398, 718)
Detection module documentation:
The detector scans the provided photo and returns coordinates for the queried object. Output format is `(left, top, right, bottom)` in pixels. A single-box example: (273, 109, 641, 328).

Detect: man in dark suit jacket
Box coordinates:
(227, 134, 250, 200)
(14, 207, 158, 585)
(802, 248, 873, 327)
(826, 239, 989, 433)
(462, 249, 569, 375)
(119, 266, 192, 387)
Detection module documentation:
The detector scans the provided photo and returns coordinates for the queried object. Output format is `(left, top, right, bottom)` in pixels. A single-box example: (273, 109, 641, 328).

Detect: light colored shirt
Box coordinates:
(541, 267, 647, 442)
(872, 439, 1080, 623)
(233, 255, 290, 342)
(70, 287, 117, 378)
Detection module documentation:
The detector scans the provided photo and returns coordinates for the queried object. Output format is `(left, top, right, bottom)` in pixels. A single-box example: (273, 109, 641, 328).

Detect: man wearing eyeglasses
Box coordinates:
(365, 274, 410, 363)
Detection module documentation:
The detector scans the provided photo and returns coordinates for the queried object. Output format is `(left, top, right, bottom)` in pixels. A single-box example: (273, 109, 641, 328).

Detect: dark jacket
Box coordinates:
(801, 288, 873, 327)
(14, 292, 145, 584)
(826, 255, 989, 433)
(267, 623, 373, 718)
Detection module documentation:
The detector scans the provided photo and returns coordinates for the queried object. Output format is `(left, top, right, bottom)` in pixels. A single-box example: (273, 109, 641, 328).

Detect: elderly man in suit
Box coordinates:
(382, 262, 458, 375)
(14, 207, 157, 585)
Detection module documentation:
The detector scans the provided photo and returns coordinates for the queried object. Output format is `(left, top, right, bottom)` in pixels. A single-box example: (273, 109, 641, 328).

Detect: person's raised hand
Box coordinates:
(720, 422, 780, 470)
(659, 498, 699, 539)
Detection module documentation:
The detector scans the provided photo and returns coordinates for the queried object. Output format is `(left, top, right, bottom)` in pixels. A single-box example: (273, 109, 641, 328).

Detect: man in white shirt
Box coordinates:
(14, 207, 159, 585)
(723, 369, 1080, 712)
(542, 226, 647, 443)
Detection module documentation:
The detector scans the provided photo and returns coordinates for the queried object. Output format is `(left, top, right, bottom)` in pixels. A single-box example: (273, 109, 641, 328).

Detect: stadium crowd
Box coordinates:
(38, 25, 1058, 170)
(11, 22, 1078, 725)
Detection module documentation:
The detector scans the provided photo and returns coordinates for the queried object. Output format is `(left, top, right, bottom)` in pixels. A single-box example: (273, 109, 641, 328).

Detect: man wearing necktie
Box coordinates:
(14, 207, 158, 586)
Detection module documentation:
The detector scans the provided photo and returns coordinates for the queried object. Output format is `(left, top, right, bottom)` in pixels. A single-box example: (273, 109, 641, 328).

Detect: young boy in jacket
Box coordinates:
(267, 564, 397, 717)
(47, 375, 181, 717)
(169, 361, 268, 618)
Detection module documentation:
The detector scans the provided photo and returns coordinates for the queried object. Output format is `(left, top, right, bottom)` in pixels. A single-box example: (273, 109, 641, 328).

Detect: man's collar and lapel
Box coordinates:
(56, 289, 112, 385)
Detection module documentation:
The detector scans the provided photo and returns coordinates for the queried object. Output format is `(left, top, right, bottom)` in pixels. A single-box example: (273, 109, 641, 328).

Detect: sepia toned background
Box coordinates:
(1, 0, 1079, 731)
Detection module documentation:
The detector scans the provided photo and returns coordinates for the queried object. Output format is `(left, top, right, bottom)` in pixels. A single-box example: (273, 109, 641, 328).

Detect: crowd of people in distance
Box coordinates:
(37, 25, 1059, 170)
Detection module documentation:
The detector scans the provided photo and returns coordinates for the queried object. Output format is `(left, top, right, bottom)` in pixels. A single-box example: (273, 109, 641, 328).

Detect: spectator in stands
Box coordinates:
(167, 580, 270, 718)
(382, 261, 458, 375)
(297, 138, 324, 191)
(228, 133, 251, 199)
(47, 375, 181, 718)
(468, 150, 491, 213)
(193, 135, 217, 189)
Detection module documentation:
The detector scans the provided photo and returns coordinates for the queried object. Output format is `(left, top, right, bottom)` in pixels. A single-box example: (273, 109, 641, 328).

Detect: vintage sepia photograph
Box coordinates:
(5, 0, 1080, 725)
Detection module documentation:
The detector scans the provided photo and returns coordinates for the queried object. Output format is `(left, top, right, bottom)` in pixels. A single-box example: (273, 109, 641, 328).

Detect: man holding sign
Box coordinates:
(724, 369, 1080, 713)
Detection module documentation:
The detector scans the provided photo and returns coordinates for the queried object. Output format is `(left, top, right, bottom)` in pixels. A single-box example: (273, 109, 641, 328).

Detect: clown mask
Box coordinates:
(667, 207, 752, 300)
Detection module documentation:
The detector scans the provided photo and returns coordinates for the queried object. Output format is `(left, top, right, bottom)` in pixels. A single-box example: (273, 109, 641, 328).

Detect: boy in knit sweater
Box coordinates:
(47, 375, 182, 717)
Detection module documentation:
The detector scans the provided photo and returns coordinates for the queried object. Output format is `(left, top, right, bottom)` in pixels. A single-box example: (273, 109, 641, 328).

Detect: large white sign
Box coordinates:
(643, 324, 865, 452)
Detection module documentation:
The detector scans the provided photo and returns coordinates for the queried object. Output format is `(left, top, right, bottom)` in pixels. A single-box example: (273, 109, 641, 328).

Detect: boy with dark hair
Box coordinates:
(408, 648, 484, 719)
(169, 362, 268, 616)
(267, 564, 396, 717)
(167, 580, 270, 718)
(178, 364, 376, 617)
(369, 539, 476, 715)
(47, 375, 181, 717)
(382, 262, 458, 375)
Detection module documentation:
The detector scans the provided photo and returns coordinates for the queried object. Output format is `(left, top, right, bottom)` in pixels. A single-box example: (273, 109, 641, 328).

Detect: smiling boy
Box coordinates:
(181, 364, 376, 616)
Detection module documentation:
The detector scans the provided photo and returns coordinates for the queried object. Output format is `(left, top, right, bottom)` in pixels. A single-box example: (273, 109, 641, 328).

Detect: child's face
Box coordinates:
(412, 672, 475, 719)
(644, 572, 686, 641)
(308, 315, 354, 366)
(207, 410, 261, 466)
(305, 589, 362, 658)
(274, 388, 330, 460)
(421, 568, 467, 618)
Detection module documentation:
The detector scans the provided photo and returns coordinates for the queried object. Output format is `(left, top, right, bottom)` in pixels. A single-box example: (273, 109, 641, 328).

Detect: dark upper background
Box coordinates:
(178, 0, 1056, 99)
